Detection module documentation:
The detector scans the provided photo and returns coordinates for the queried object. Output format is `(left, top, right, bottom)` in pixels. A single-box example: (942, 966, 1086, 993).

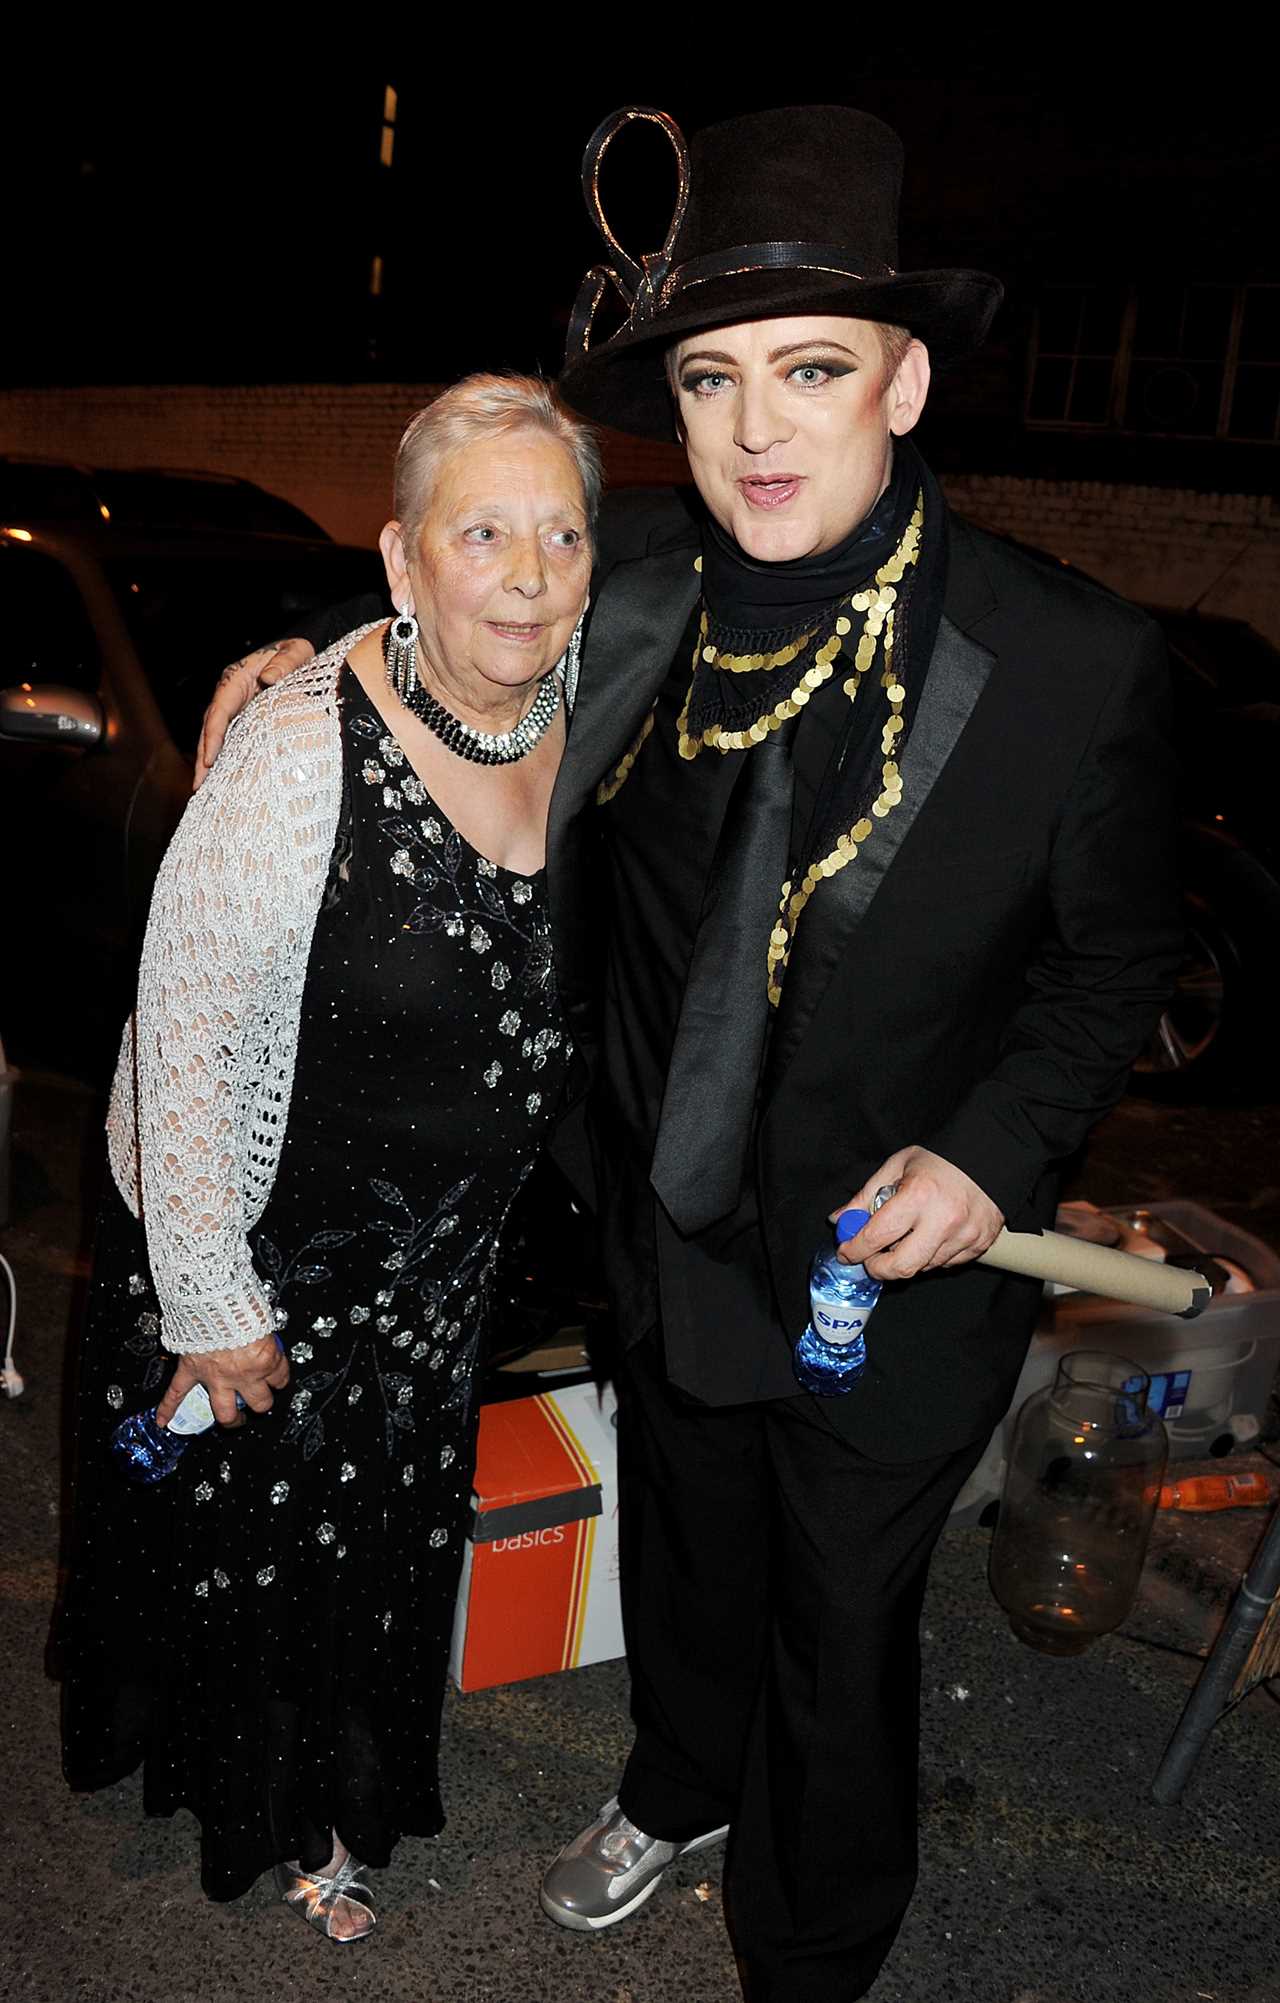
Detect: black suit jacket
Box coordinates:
(545, 488, 1183, 1462)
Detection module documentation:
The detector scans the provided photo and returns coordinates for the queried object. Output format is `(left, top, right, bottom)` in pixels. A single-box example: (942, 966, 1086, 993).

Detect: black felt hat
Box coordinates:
(560, 104, 1003, 440)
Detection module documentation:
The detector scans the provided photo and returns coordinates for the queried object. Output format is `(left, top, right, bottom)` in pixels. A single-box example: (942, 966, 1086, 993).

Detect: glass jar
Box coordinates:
(988, 1349, 1169, 1655)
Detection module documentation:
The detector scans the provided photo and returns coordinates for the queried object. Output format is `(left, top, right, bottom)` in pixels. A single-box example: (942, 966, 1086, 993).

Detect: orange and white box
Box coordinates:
(449, 1380, 622, 1692)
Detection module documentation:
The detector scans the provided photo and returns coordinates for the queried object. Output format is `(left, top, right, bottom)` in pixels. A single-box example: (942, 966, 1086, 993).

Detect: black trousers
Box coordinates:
(614, 1332, 986, 2003)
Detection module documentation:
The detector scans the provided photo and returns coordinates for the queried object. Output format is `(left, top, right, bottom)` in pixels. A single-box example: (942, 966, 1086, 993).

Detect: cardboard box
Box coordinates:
(449, 1379, 623, 1691)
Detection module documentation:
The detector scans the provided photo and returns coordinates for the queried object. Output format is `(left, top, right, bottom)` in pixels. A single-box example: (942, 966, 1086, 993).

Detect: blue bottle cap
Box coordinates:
(835, 1207, 870, 1244)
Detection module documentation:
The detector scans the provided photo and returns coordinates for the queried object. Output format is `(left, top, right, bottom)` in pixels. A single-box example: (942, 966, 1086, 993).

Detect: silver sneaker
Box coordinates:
(539, 1796, 729, 1932)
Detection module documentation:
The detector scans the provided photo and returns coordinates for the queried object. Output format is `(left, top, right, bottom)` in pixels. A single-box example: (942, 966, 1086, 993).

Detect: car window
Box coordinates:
(106, 549, 384, 757)
(0, 542, 101, 691)
(0, 462, 98, 522)
(93, 472, 329, 540)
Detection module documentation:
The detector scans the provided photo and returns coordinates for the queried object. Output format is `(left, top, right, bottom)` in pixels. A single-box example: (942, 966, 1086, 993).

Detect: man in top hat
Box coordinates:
(198, 105, 1181, 2002)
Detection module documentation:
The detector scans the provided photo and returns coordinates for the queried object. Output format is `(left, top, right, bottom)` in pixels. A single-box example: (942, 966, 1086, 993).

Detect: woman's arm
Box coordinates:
(194, 593, 383, 787)
(133, 697, 297, 1365)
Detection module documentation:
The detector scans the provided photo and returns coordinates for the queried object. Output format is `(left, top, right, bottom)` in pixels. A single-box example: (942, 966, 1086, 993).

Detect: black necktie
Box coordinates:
(649, 736, 794, 1235)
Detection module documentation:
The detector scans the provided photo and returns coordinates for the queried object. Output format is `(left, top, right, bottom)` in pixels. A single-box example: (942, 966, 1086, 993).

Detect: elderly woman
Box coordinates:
(61, 375, 597, 1942)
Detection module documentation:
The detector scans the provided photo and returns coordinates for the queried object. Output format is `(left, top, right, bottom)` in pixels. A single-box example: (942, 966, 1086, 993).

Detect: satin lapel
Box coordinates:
(548, 544, 700, 847)
(545, 542, 701, 989)
(766, 614, 996, 1089)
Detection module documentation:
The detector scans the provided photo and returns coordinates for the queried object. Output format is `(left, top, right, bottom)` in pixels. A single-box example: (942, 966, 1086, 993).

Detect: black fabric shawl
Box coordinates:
(698, 440, 916, 636)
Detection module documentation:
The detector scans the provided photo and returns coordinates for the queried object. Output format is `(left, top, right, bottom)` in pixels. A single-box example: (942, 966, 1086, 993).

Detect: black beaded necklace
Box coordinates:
(382, 617, 561, 767)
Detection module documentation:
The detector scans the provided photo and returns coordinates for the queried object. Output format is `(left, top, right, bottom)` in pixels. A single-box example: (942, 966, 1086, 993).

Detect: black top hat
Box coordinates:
(560, 105, 1003, 440)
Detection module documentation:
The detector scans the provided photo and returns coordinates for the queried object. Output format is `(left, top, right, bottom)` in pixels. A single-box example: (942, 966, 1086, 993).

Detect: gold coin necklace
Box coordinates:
(763, 493, 921, 1002)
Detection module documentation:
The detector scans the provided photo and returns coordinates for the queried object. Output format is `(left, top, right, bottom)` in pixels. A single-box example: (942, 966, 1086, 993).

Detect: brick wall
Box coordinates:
(0, 382, 690, 554)
(4, 384, 1278, 647)
(942, 474, 1280, 646)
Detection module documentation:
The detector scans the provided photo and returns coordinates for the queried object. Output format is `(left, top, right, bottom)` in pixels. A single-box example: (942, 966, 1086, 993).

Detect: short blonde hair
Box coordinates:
(394, 374, 603, 543)
(873, 323, 914, 383)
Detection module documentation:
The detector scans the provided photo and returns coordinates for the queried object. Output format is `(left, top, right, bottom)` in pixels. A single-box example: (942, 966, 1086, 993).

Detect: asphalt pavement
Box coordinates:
(2, 1069, 1279, 2003)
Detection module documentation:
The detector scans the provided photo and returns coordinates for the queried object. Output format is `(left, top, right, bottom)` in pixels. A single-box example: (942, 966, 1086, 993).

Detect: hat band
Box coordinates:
(567, 239, 901, 362)
(661, 240, 896, 310)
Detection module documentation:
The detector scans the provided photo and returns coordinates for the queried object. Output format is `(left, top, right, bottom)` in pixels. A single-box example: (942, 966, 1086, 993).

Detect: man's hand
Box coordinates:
(193, 638, 316, 790)
(830, 1146, 1004, 1281)
(154, 1333, 290, 1430)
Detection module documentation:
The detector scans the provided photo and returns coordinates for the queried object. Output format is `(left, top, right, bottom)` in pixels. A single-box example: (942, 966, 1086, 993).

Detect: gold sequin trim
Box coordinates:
(699, 620, 820, 674)
(678, 494, 922, 763)
(765, 493, 922, 1004)
(677, 611, 843, 758)
(767, 789, 896, 1008)
(596, 706, 656, 804)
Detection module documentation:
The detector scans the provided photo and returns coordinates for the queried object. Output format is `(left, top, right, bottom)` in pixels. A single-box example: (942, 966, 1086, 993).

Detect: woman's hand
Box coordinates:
(155, 1334, 291, 1429)
(193, 638, 315, 790)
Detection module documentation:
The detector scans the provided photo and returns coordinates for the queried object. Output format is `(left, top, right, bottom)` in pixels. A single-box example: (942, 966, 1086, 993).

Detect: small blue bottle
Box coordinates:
(110, 1380, 227, 1484)
(792, 1208, 882, 1396)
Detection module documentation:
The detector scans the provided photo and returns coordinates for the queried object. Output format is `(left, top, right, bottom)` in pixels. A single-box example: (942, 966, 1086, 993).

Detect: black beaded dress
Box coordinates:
(62, 666, 570, 1900)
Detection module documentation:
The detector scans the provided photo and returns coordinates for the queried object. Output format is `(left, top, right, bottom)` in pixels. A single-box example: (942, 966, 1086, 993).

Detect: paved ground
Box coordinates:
(3, 1070, 1279, 2003)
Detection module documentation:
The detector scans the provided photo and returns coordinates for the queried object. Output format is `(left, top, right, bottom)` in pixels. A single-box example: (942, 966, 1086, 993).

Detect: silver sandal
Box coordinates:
(274, 1852, 377, 1942)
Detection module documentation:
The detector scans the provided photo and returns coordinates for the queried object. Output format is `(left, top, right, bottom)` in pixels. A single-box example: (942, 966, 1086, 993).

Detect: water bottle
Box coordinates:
(792, 1207, 882, 1396)
(110, 1379, 229, 1484)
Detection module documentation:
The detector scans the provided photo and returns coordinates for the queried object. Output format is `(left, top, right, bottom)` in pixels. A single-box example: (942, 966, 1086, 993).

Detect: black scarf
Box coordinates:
(681, 438, 947, 877)
(700, 440, 915, 632)
(683, 441, 941, 758)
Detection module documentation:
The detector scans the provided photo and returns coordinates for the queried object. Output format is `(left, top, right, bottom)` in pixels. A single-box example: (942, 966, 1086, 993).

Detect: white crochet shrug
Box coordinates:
(106, 629, 382, 1355)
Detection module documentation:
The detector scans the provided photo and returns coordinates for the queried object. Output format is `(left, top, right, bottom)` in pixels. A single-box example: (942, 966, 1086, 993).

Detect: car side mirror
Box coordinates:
(0, 683, 104, 746)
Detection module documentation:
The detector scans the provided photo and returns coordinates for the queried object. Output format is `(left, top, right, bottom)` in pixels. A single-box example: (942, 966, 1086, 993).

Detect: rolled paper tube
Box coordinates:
(977, 1228, 1212, 1319)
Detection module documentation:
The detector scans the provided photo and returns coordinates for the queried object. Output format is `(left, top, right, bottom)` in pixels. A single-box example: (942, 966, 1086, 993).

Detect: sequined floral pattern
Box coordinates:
(352, 692, 567, 1087)
(363, 781, 555, 998)
(258, 1175, 499, 1468)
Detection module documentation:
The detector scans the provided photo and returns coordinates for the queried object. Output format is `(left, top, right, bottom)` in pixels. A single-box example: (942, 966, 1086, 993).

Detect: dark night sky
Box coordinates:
(5, 64, 1275, 390)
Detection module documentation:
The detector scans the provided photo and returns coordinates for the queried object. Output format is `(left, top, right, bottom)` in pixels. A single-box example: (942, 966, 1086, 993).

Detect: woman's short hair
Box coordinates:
(394, 375, 602, 544)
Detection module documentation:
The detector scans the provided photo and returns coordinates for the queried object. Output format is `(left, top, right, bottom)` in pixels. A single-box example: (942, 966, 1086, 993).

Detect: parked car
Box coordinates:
(0, 455, 331, 542)
(0, 503, 383, 1073)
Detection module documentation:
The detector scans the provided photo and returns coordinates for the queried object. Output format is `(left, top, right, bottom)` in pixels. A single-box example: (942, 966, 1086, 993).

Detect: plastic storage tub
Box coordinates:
(950, 1201, 1280, 1527)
